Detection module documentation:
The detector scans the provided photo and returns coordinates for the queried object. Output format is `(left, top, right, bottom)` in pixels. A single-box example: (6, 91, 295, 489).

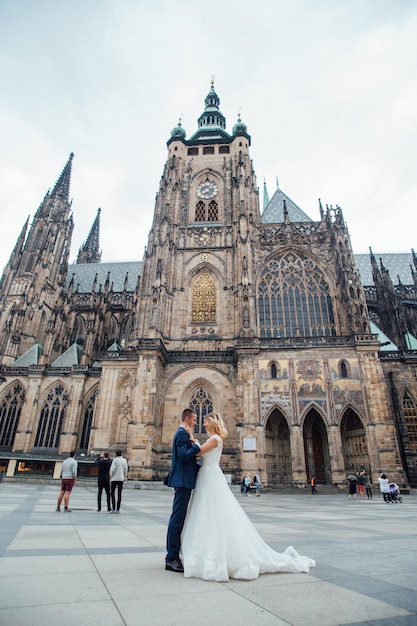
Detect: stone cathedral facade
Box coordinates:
(1, 84, 416, 488)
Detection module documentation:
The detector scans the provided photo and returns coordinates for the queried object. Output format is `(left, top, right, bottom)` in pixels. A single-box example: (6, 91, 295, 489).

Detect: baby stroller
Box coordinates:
(389, 483, 402, 503)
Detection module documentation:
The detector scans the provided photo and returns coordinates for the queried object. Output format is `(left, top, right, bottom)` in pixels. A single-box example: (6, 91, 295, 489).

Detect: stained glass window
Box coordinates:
(258, 252, 336, 338)
(191, 273, 216, 323)
(189, 388, 213, 434)
(34, 384, 69, 448)
(0, 383, 25, 448)
(79, 391, 97, 451)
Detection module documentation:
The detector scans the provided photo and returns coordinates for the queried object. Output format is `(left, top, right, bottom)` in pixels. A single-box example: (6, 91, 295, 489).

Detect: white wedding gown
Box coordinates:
(181, 435, 316, 581)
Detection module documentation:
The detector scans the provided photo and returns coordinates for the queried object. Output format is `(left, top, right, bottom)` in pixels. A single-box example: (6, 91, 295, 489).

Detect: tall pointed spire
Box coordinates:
(12, 154, 75, 280)
(263, 179, 270, 211)
(0, 216, 30, 292)
(76, 208, 102, 264)
(50, 152, 74, 202)
(9, 216, 30, 269)
(369, 247, 379, 280)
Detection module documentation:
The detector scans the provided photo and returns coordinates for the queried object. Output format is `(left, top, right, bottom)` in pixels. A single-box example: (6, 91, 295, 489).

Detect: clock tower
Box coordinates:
(136, 81, 259, 346)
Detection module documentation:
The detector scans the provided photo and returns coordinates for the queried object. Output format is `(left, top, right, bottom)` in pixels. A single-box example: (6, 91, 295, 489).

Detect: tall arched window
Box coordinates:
(339, 361, 349, 378)
(195, 201, 206, 221)
(258, 252, 335, 338)
(191, 273, 216, 323)
(71, 315, 86, 346)
(34, 384, 69, 448)
(403, 391, 417, 447)
(79, 391, 97, 451)
(189, 387, 213, 434)
(0, 383, 26, 448)
(207, 200, 218, 221)
(109, 315, 118, 343)
(120, 315, 133, 348)
(195, 200, 218, 222)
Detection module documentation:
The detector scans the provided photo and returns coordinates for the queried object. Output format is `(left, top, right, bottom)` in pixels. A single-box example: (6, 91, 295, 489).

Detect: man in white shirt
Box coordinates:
(56, 450, 77, 512)
(110, 450, 128, 513)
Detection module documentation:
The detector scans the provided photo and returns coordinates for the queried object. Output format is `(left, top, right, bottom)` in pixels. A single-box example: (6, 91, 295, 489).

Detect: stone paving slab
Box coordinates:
(0, 482, 416, 626)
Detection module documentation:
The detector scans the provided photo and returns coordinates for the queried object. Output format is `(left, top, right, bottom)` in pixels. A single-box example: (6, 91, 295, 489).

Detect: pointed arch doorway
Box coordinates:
(303, 408, 331, 484)
(265, 408, 292, 485)
(340, 408, 370, 474)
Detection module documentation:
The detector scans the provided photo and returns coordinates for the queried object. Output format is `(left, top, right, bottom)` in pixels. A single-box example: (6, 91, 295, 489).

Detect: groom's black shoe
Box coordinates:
(165, 558, 184, 573)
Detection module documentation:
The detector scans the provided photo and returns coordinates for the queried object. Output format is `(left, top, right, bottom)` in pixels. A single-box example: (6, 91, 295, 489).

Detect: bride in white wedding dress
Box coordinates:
(181, 412, 316, 582)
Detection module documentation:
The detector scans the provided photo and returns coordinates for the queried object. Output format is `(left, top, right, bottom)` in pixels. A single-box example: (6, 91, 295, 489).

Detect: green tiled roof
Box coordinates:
(51, 342, 84, 367)
(354, 253, 414, 286)
(12, 344, 43, 366)
(66, 261, 142, 293)
(261, 187, 313, 223)
(107, 341, 122, 352)
(369, 321, 398, 351)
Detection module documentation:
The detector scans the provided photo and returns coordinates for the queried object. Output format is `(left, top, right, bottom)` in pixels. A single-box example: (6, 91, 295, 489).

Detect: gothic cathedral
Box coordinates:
(1, 83, 417, 488)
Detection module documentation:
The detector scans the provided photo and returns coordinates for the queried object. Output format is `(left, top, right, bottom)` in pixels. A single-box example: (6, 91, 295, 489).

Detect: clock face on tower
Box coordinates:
(196, 181, 218, 199)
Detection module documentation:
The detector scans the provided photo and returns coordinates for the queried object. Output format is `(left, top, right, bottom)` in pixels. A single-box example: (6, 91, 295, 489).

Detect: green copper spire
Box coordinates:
(197, 80, 226, 131)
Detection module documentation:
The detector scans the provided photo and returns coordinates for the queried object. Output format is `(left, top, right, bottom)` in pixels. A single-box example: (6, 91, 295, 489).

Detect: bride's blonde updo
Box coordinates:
(204, 412, 228, 439)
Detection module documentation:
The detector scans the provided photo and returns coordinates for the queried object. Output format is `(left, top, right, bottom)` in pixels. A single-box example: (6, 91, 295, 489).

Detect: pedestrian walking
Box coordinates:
(56, 450, 77, 512)
(95, 451, 112, 512)
(110, 450, 128, 513)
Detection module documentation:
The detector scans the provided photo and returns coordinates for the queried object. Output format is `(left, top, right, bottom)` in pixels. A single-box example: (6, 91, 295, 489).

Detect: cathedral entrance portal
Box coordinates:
(341, 408, 370, 475)
(303, 408, 331, 484)
(265, 409, 292, 485)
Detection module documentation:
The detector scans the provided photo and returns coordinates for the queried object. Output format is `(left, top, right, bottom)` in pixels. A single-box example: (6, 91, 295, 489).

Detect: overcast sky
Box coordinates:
(1, 0, 416, 274)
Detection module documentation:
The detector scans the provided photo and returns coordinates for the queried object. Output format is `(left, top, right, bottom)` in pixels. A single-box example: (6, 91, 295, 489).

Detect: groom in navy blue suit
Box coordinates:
(165, 408, 201, 572)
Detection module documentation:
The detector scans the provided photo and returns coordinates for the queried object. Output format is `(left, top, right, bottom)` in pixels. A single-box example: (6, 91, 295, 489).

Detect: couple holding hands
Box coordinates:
(165, 408, 315, 582)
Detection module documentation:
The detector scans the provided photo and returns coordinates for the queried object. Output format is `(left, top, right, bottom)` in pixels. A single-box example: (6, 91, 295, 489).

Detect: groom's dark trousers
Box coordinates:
(166, 487, 192, 562)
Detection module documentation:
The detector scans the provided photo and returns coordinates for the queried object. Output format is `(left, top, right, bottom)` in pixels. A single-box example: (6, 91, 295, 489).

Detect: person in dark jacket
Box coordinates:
(95, 452, 112, 512)
(165, 408, 201, 573)
(347, 474, 357, 500)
